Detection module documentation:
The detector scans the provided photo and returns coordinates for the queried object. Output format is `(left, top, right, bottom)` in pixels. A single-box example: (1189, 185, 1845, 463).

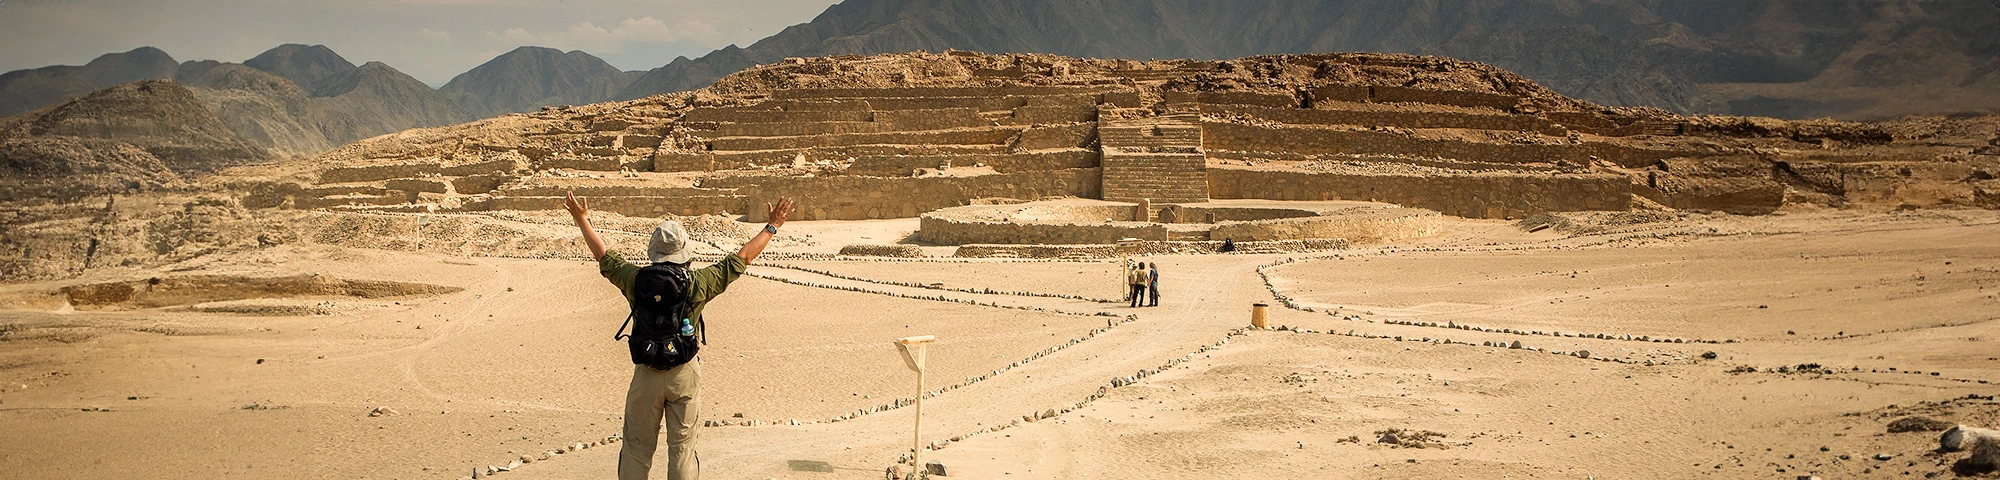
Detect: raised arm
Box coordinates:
(564, 190, 608, 261)
(736, 197, 793, 265)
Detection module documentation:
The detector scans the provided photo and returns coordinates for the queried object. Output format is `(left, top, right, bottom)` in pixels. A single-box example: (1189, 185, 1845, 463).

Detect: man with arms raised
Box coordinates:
(565, 190, 795, 480)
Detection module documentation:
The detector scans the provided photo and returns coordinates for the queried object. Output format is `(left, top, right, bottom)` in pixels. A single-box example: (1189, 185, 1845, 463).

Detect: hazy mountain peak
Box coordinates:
(439, 46, 637, 118)
(84, 46, 178, 71)
(244, 44, 358, 96)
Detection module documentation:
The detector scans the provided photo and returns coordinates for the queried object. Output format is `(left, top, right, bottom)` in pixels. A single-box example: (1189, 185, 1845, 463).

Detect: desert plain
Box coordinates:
(1, 205, 1996, 479)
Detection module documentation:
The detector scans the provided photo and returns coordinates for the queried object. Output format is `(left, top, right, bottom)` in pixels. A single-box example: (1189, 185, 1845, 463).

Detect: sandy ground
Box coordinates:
(2, 209, 1998, 479)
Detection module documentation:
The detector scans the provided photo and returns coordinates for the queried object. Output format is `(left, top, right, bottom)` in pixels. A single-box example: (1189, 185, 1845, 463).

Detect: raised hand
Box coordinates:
(564, 189, 589, 220)
(765, 197, 795, 228)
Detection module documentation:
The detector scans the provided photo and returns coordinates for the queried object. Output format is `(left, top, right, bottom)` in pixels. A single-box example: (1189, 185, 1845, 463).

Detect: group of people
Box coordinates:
(1126, 260, 1160, 307)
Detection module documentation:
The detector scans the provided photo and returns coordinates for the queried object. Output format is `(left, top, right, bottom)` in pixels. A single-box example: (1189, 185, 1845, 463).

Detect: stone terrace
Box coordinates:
(264, 51, 1990, 229)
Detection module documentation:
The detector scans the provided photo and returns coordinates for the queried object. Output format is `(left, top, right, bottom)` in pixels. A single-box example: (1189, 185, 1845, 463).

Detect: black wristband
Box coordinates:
(764, 224, 778, 235)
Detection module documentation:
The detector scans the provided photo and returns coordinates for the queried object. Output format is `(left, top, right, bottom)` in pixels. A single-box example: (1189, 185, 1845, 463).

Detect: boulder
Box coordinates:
(1943, 425, 2000, 451)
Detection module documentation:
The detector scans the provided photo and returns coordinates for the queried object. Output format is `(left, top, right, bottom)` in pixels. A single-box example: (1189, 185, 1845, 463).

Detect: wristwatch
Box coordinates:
(764, 224, 778, 235)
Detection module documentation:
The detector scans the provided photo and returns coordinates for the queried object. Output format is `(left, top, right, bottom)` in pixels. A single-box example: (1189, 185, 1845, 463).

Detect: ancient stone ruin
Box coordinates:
(247, 50, 1997, 248)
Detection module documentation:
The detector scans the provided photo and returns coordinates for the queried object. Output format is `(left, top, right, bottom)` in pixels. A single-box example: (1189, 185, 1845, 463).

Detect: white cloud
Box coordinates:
(417, 27, 452, 43)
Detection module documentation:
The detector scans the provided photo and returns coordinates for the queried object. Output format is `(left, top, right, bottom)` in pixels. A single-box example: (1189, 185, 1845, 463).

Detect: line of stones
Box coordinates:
(1254, 256, 1736, 346)
(894, 326, 1258, 465)
(707, 310, 1143, 429)
(1310, 246, 1999, 386)
(761, 262, 1122, 303)
(742, 270, 1123, 320)
(460, 435, 622, 479)
(890, 311, 1705, 468)
(1728, 364, 1996, 387)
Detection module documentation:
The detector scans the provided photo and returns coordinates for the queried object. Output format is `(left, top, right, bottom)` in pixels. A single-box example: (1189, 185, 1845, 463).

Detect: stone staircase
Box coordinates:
(1099, 118, 1209, 204)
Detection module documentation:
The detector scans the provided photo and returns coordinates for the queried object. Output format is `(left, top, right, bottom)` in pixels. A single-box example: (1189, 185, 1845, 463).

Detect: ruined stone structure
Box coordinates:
(916, 201, 1442, 246)
(250, 51, 1996, 232)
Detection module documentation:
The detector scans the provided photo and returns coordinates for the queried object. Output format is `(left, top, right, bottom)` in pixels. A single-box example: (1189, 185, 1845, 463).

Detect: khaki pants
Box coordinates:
(619, 359, 700, 480)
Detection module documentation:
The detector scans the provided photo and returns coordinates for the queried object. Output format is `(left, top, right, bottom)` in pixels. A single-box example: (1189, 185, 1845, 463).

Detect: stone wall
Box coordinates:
(705, 108, 987, 137)
(320, 163, 442, 183)
(919, 210, 1167, 245)
(1102, 152, 1209, 203)
(960, 239, 1350, 258)
(1163, 91, 1298, 108)
(1207, 167, 1630, 219)
(708, 126, 1026, 151)
(653, 145, 1009, 172)
(774, 85, 1119, 99)
(842, 150, 1099, 177)
(1157, 205, 1318, 223)
(1207, 208, 1443, 244)
(1371, 86, 1520, 110)
(1099, 124, 1202, 150)
(1005, 105, 1099, 124)
(682, 106, 873, 124)
(1202, 122, 1690, 167)
(466, 195, 745, 217)
(844, 155, 948, 177)
(986, 149, 1100, 173)
(495, 184, 721, 197)
(1308, 85, 1370, 104)
(711, 121, 881, 137)
(1012, 124, 1097, 150)
(1204, 104, 1567, 135)
(717, 168, 1103, 222)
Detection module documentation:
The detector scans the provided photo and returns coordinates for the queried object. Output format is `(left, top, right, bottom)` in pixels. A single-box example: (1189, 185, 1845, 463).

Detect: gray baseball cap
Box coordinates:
(648, 220, 693, 264)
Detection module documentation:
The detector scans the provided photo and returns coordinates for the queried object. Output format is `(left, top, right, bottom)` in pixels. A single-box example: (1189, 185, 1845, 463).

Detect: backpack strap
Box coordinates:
(613, 312, 634, 340)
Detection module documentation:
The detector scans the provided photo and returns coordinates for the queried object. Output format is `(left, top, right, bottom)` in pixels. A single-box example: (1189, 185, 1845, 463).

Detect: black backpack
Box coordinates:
(614, 263, 702, 370)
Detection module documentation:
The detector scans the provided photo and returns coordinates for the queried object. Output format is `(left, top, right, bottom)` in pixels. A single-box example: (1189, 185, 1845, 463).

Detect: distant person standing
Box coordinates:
(565, 189, 795, 480)
(1147, 263, 1160, 307)
(1128, 260, 1144, 302)
(1129, 261, 1149, 308)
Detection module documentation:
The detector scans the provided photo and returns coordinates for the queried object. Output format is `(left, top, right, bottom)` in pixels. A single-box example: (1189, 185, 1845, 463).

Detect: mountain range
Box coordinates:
(0, 44, 645, 157)
(3, 0, 1996, 163)
(617, 0, 2000, 120)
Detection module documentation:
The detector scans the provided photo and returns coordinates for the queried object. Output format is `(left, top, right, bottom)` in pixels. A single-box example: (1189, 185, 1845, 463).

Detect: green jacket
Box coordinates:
(600, 252, 747, 338)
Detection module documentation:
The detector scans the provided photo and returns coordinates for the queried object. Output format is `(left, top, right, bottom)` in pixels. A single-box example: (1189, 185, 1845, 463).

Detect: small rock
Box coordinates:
(925, 462, 948, 476)
(369, 406, 398, 417)
(507, 460, 521, 469)
(472, 467, 483, 479)
(1378, 433, 1401, 445)
(1874, 453, 1893, 461)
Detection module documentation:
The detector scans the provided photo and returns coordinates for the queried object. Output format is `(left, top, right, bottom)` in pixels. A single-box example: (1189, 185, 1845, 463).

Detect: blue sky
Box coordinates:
(0, 0, 842, 85)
